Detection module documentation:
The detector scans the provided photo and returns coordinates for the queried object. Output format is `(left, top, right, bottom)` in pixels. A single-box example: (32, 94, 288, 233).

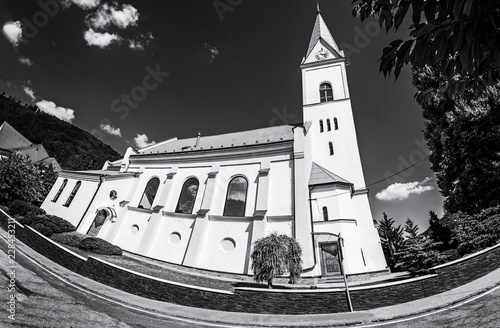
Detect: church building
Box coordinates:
(41, 9, 388, 279)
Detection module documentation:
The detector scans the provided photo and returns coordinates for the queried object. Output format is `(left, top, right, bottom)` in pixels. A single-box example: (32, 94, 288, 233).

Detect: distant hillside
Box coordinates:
(0, 92, 121, 171)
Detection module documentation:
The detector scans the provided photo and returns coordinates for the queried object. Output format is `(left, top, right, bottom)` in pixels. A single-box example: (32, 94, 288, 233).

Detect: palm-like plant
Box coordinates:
(250, 233, 302, 288)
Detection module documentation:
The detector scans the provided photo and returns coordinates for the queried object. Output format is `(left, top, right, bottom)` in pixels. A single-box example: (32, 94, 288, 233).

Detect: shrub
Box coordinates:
(79, 237, 122, 256)
(18, 214, 75, 238)
(32, 222, 53, 237)
(8, 200, 45, 217)
(0, 205, 9, 214)
(51, 231, 86, 248)
(457, 234, 498, 256)
(43, 215, 76, 234)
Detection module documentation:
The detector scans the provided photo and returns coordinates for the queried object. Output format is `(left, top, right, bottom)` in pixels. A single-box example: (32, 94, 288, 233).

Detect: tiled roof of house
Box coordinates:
(0, 121, 61, 171)
(139, 125, 295, 154)
(0, 121, 32, 149)
(309, 162, 352, 186)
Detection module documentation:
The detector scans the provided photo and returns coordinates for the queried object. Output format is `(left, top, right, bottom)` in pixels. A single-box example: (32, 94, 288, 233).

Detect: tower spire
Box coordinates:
(305, 8, 341, 59)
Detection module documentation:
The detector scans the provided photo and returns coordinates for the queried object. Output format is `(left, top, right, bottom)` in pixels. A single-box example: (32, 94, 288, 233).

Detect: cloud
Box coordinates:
(84, 28, 121, 48)
(86, 3, 139, 30)
(204, 43, 219, 63)
(134, 134, 155, 148)
(36, 100, 75, 122)
(23, 86, 36, 101)
(64, 0, 101, 10)
(376, 177, 434, 201)
(128, 39, 144, 50)
(100, 123, 122, 137)
(19, 57, 34, 66)
(2, 21, 23, 46)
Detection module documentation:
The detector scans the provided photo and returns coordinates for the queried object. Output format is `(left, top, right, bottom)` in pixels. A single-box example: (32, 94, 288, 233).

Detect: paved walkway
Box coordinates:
(3, 227, 500, 327)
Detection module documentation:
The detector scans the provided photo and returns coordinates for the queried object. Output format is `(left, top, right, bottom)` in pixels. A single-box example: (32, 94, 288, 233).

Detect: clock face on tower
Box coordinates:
(315, 47, 330, 61)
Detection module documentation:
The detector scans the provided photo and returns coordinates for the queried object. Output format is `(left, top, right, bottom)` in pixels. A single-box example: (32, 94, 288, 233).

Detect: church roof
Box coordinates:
(309, 162, 352, 186)
(140, 125, 295, 154)
(0, 121, 32, 149)
(305, 11, 341, 58)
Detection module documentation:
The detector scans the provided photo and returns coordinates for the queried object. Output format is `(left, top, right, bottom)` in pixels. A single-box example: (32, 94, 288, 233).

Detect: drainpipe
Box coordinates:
(77, 175, 104, 231)
(302, 186, 318, 272)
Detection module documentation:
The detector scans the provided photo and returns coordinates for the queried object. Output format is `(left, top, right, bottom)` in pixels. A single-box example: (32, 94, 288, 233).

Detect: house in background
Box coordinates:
(0, 121, 61, 171)
(42, 9, 388, 279)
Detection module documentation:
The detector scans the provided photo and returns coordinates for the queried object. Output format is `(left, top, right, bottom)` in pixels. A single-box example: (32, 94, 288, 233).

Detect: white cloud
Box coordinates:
(64, 0, 101, 10)
(19, 57, 33, 66)
(134, 134, 155, 148)
(84, 28, 121, 48)
(128, 39, 144, 50)
(376, 177, 434, 201)
(100, 123, 122, 137)
(36, 100, 75, 122)
(204, 43, 219, 63)
(2, 21, 23, 46)
(86, 3, 139, 30)
(23, 86, 36, 101)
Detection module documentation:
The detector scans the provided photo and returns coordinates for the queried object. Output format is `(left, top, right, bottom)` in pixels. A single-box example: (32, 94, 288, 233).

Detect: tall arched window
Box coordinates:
(322, 206, 329, 221)
(326, 118, 331, 131)
(52, 179, 68, 202)
(319, 119, 324, 133)
(139, 177, 160, 209)
(223, 176, 248, 217)
(334, 117, 338, 130)
(320, 83, 333, 102)
(175, 178, 199, 214)
(64, 181, 81, 207)
(329, 142, 334, 156)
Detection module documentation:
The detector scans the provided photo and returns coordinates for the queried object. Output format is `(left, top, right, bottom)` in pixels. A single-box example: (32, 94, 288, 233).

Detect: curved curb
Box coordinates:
(3, 229, 500, 328)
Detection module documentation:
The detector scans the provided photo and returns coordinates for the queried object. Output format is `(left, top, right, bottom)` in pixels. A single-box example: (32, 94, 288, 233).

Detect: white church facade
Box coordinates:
(42, 10, 388, 278)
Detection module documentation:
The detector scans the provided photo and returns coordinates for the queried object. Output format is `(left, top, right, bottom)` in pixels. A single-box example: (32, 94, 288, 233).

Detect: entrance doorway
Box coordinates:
(319, 242, 341, 276)
(87, 209, 107, 237)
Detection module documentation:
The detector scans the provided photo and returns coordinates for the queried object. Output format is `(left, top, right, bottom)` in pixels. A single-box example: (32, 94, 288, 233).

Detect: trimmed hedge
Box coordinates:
(17, 214, 76, 237)
(79, 237, 122, 256)
(51, 231, 87, 248)
(8, 200, 46, 217)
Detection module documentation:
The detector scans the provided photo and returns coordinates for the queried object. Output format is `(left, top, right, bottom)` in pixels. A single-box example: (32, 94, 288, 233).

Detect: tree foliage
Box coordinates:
(377, 212, 405, 269)
(449, 206, 500, 256)
(0, 154, 55, 206)
(412, 65, 500, 214)
(250, 233, 303, 288)
(427, 210, 452, 249)
(352, 0, 500, 95)
(0, 94, 121, 170)
(404, 217, 419, 238)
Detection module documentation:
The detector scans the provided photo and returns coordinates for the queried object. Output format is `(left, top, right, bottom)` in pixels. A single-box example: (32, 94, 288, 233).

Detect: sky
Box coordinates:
(0, 0, 444, 231)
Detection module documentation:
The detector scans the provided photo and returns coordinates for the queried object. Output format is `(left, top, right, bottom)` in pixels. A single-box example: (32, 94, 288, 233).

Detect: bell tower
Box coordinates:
(300, 6, 366, 190)
(298, 6, 389, 276)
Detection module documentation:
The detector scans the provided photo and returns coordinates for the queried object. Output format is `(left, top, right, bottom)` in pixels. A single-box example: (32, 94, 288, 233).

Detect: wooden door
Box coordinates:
(320, 242, 341, 276)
